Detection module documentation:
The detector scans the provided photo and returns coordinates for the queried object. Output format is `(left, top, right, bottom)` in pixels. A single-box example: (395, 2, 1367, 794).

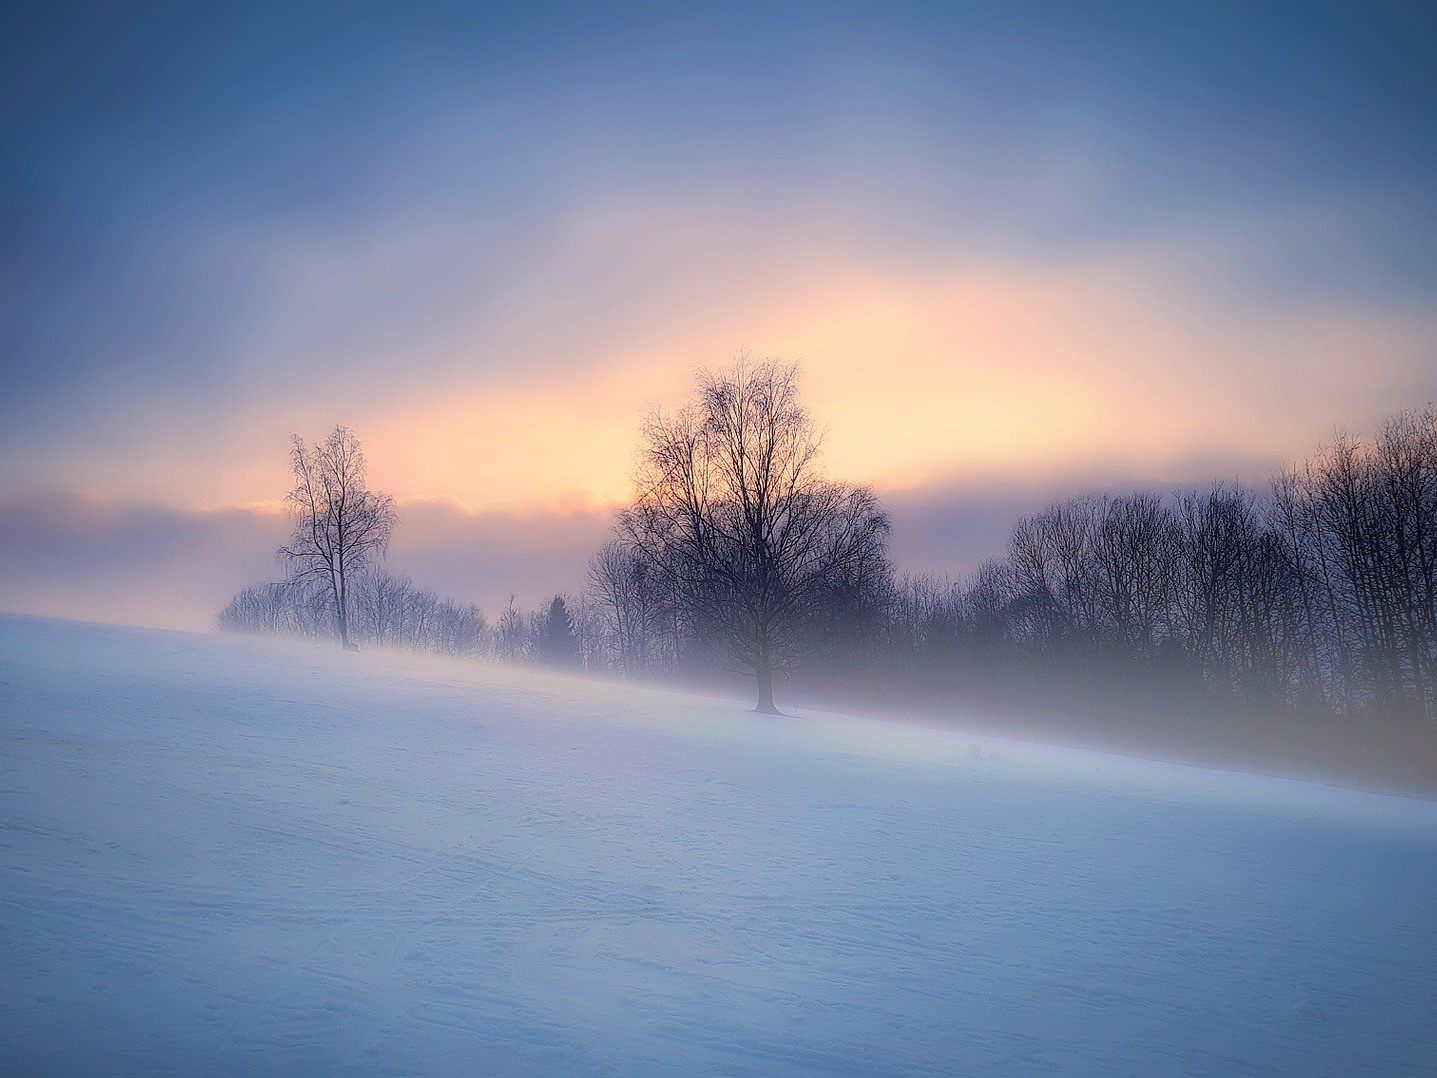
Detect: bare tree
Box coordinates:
(279, 426, 397, 649)
(493, 596, 529, 663)
(618, 359, 889, 713)
(221, 568, 488, 658)
(218, 582, 293, 635)
(588, 539, 671, 678)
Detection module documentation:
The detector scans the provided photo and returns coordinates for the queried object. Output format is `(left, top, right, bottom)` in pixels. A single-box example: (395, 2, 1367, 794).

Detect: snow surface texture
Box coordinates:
(2, 614, 1436, 1076)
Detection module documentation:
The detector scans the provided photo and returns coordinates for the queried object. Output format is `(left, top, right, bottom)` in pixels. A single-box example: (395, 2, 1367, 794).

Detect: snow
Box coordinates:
(3, 613, 1436, 1076)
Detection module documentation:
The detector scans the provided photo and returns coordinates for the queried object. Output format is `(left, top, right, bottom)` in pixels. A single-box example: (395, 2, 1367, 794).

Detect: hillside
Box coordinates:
(3, 614, 1436, 1074)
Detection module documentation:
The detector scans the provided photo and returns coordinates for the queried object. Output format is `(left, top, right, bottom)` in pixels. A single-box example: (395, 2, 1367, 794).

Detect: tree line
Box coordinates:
(217, 424, 591, 664)
(220, 360, 1437, 723)
(219, 570, 488, 657)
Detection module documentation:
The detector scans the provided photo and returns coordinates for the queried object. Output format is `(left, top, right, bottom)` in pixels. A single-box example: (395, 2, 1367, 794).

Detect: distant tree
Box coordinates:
(279, 426, 397, 649)
(493, 596, 529, 663)
(533, 595, 581, 666)
(588, 539, 669, 677)
(219, 568, 487, 658)
(218, 582, 293, 635)
(619, 359, 889, 713)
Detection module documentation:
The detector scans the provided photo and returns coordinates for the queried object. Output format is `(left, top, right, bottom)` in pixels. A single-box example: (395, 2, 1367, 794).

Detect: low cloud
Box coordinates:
(0, 493, 288, 632)
(1, 453, 1284, 633)
(0, 492, 615, 632)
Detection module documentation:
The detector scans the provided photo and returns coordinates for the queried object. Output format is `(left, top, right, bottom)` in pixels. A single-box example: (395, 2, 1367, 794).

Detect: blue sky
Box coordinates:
(2, 1, 1436, 625)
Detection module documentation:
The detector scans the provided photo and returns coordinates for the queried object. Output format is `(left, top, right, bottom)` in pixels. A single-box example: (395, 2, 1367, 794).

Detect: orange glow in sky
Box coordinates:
(337, 253, 1435, 514)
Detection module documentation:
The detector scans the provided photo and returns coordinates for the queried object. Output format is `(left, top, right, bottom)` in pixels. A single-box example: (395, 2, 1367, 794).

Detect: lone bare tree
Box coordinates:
(619, 359, 889, 713)
(279, 426, 397, 649)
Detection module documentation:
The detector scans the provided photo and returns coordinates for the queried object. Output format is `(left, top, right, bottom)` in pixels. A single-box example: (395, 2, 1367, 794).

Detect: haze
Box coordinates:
(4, 2, 1436, 628)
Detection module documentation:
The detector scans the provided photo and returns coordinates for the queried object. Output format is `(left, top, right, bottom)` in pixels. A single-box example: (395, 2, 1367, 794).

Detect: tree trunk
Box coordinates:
(336, 569, 351, 648)
(754, 659, 779, 715)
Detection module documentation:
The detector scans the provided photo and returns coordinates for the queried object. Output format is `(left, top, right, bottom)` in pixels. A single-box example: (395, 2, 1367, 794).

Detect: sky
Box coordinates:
(3, 1, 1437, 629)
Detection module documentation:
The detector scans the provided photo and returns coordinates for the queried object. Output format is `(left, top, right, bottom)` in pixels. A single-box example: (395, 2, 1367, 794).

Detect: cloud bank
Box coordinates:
(0, 453, 1280, 633)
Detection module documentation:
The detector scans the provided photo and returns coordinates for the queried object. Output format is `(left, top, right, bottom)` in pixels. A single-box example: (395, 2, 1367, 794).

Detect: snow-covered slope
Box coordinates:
(3, 614, 1436, 1075)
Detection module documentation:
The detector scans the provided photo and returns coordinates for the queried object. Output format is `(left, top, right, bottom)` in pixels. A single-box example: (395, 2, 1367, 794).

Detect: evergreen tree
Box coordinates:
(534, 596, 581, 666)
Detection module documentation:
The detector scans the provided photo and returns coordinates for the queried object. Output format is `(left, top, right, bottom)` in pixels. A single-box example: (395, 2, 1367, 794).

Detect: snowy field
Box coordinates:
(2, 614, 1436, 1076)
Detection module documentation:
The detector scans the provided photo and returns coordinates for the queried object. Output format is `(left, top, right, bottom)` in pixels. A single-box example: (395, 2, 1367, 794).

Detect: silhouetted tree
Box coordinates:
(220, 569, 486, 658)
(588, 539, 670, 677)
(493, 596, 529, 663)
(279, 426, 397, 648)
(533, 595, 581, 666)
(618, 359, 889, 713)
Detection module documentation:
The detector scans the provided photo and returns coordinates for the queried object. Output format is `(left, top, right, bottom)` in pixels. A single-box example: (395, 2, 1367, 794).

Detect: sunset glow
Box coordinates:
(5, 7, 1437, 1072)
(3, 2, 1436, 626)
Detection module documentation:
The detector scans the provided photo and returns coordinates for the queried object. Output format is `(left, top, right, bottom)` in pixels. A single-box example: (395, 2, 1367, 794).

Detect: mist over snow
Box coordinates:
(4, 614, 1436, 1074)
(4, 3, 1437, 1072)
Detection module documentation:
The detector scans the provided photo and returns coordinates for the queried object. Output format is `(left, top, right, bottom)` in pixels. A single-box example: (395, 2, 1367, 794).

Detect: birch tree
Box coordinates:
(279, 426, 397, 649)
